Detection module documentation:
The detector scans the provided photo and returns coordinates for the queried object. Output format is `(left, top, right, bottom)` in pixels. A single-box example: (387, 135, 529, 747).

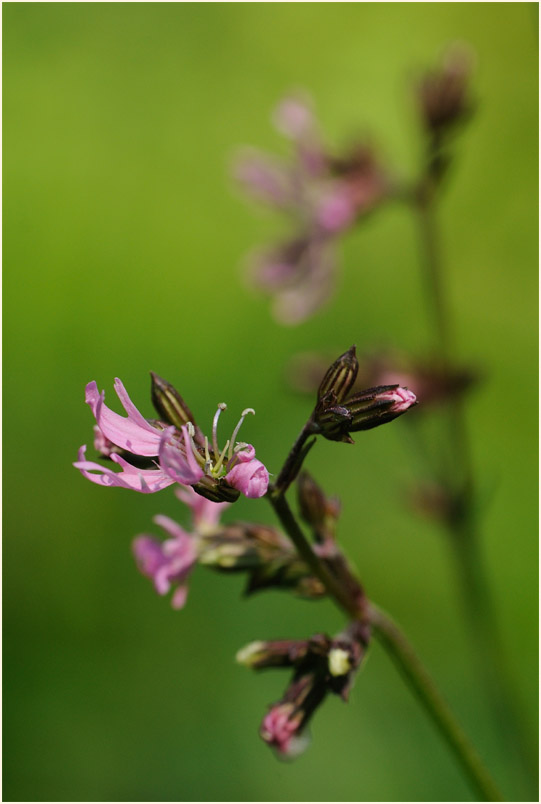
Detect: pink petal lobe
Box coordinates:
(225, 458, 269, 499)
(85, 380, 162, 457)
(74, 446, 174, 493)
(158, 427, 205, 486)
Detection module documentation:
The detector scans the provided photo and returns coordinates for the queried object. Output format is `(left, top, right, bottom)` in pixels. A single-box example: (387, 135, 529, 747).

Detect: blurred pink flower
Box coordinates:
(133, 515, 198, 609)
(260, 704, 306, 757)
(235, 92, 389, 324)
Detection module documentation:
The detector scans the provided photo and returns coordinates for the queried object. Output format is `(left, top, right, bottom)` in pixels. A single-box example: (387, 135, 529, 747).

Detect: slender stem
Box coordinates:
(369, 603, 504, 802)
(414, 190, 536, 788)
(273, 419, 316, 495)
(268, 491, 362, 620)
(268, 487, 504, 800)
(268, 427, 503, 801)
(417, 192, 452, 365)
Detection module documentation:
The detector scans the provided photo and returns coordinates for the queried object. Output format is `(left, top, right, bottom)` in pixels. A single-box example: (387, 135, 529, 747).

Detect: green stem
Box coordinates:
(417, 193, 452, 365)
(273, 420, 316, 495)
(268, 468, 503, 799)
(414, 191, 536, 789)
(369, 603, 504, 802)
(268, 490, 362, 620)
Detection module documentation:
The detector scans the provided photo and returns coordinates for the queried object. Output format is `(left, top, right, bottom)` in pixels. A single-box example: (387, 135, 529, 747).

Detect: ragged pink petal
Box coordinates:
(315, 186, 356, 233)
(74, 446, 174, 493)
(153, 514, 193, 543)
(273, 94, 315, 141)
(233, 149, 294, 208)
(132, 536, 169, 578)
(158, 426, 204, 486)
(175, 486, 230, 532)
(85, 380, 163, 457)
(234, 444, 256, 462)
(132, 519, 198, 608)
(171, 585, 190, 610)
(93, 425, 118, 457)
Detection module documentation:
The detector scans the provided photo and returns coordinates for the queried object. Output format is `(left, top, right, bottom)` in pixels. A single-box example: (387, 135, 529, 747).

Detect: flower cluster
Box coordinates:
(132, 481, 340, 610)
(286, 347, 476, 409)
(74, 349, 416, 758)
(234, 93, 390, 324)
(238, 622, 368, 758)
(74, 373, 269, 502)
(132, 486, 229, 609)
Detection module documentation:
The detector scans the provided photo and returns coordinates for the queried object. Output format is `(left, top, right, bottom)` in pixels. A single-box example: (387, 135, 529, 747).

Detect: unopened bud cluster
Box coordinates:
(238, 623, 369, 758)
(312, 346, 417, 443)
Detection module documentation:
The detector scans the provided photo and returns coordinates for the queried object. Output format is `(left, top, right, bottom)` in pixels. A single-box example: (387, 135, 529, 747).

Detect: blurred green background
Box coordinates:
(3, 3, 538, 802)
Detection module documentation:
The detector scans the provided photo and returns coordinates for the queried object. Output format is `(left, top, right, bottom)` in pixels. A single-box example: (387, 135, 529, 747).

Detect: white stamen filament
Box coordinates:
(186, 421, 205, 468)
(213, 440, 230, 475)
(228, 408, 255, 460)
(212, 403, 227, 457)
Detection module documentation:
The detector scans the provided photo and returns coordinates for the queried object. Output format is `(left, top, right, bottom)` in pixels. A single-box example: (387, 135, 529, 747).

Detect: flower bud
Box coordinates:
(417, 45, 474, 137)
(150, 372, 202, 439)
(236, 638, 314, 670)
(316, 384, 417, 442)
(316, 345, 358, 406)
(347, 385, 417, 431)
(198, 523, 324, 599)
(260, 702, 312, 759)
(297, 471, 340, 542)
(253, 625, 368, 757)
(245, 556, 326, 599)
(260, 676, 325, 758)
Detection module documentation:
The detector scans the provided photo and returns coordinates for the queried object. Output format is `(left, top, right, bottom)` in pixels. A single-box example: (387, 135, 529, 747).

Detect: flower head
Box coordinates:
(74, 375, 269, 502)
(133, 485, 230, 609)
(132, 515, 198, 609)
(240, 624, 368, 758)
(235, 93, 389, 325)
(417, 44, 475, 137)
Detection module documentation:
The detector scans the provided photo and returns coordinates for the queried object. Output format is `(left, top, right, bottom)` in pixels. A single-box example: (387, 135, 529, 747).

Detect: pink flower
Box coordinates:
(157, 425, 205, 485)
(223, 446, 269, 499)
(260, 704, 309, 758)
(235, 93, 389, 324)
(315, 185, 357, 233)
(175, 486, 230, 534)
(75, 377, 269, 501)
(133, 515, 198, 609)
(273, 94, 315, 141)
(85, 379, 163, 456)
(132, 488, 231, 609)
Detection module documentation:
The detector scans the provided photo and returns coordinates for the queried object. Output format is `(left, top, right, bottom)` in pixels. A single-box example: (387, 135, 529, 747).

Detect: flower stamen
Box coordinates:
(228, 408, 256, 460)
(186, 422, 206, 468)
(213, 440, 231, 475)
(212, 403, 227, 457)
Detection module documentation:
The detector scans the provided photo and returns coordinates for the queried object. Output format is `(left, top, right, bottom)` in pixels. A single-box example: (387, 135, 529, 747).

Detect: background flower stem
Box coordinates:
(414, 193, 537, 788)
(368, 603, 504, 803)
